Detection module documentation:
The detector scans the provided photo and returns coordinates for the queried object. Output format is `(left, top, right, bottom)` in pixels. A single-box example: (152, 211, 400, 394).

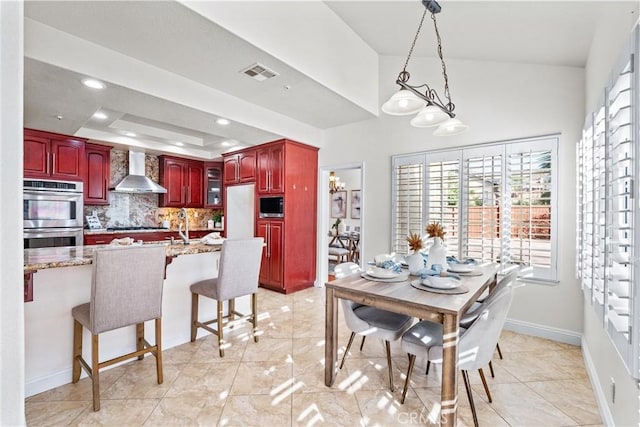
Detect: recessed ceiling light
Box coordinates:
(93, 112, 108, 120)
(174, 142, 184, 146)
(81, 78, 106, 90)
(221, 141, 231, 147)
(216, 118, 230, 126)
(123, 131, 136, 137)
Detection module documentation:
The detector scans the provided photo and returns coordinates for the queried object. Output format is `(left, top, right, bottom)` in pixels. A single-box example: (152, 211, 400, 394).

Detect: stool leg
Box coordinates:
(136, 323, 145, 361)
(217, 300, 225, 357)
(190, 293, 198, 342)
(359, 336, 366, 351)
(229, 298, 235, 322)
(252, 293, 259, 343)
(72, 320, 82, 383)
(91, 334, 100, 411)
(155, 318, 163, 384)
(496, 342, 504, 360)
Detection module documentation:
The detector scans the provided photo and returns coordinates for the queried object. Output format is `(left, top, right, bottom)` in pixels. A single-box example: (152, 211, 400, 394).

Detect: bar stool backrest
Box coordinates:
(216, 238, 264, 301)
(90, 245, 167, 334)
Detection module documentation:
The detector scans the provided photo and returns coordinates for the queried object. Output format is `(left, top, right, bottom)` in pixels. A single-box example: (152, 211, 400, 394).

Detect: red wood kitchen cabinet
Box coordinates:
(158, 155, 204, 208)
(84, 143, 112, 205)
(24, 128, 86, 181)
(223, 150, 256, 185)
(203, 161, 223, 208)
(256, 219, 284, 290)
(257, 144, 284, 194)
(255, 139, 318, 293)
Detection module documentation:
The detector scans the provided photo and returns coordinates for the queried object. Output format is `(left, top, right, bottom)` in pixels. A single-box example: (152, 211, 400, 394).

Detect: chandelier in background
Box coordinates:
(329, 171, 346, 194)
(381, 0, 468, 136)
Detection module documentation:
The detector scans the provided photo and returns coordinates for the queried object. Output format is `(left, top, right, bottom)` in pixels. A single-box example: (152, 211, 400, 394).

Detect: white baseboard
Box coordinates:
(581, 339, 614, 426)
(503, 318, 581, 346)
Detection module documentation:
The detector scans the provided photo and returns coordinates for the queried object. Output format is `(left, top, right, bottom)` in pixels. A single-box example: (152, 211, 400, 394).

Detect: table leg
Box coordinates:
(441, 313, 459, 427)
(324, 287, 338, 386)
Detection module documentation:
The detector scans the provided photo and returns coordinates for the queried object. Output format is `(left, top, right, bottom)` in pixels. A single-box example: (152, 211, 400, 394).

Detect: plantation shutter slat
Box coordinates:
(392, 156, 425, 254)
(426, 153, 461, 256)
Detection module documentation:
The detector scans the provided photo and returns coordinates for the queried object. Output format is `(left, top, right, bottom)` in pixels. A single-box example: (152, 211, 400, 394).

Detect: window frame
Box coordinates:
(391, 134, 559, 283)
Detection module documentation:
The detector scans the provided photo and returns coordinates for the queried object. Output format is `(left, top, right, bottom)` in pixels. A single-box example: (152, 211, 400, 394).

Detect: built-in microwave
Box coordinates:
(259, 196, 284, 218)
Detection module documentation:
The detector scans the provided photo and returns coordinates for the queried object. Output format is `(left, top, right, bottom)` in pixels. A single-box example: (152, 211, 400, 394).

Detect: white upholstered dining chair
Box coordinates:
(71, 245, 167, 411)
(400, 286, 514, 427)
(334, 262, 414, 391)
(190, 237, 264, 357)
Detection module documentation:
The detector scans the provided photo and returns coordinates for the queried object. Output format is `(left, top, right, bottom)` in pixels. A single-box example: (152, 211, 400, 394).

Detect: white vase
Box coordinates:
(426, 237, 447, 270)
(406, 252, 424, 275)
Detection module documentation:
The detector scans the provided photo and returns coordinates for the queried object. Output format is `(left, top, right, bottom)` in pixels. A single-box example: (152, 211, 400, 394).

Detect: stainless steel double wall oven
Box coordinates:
(23, 179, 84, 248)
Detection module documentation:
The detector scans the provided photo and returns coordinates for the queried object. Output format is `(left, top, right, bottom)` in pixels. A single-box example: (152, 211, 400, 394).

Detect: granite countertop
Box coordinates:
(84, 228, 223, 235)
(24, 241, 222, 271)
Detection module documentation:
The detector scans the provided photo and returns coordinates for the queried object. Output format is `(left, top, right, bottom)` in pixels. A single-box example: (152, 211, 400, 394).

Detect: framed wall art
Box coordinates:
(351, 190, 361, 219)
(331, 191, 347, 218)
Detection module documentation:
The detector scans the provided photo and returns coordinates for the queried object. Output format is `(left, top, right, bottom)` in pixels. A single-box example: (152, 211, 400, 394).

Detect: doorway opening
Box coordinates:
(318, 163, 364, 284)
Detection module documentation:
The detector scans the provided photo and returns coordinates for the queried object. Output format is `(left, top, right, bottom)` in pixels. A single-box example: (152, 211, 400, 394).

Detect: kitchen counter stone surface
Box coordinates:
(24, 241, 222, 271)
(84, 228, 223, 235)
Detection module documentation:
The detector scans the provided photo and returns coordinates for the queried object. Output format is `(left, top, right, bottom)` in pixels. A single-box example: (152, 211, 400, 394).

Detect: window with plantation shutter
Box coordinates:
(426, 153, 461, 256)
(506, 141, 557, 281)
(577, 27, 639, 378)
(391, 136, 558, 281)
(462, 147, 503, 266)
(606, 54, 634, 343)
(391, 155, 425, 254)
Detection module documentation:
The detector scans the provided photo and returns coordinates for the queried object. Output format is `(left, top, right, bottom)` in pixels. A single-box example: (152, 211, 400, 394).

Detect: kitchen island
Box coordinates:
(23, 241, 245, 397)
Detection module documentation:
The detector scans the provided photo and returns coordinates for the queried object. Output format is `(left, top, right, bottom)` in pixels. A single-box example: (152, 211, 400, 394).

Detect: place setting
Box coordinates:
(410, 274, 469, 294)
(361, 265, 410, 282)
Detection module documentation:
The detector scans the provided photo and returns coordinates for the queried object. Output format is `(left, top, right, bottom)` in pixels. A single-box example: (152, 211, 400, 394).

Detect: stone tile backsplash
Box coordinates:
(84, 148, 219, 229)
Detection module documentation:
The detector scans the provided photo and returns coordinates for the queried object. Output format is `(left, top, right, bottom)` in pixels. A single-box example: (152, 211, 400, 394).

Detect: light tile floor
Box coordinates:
(26, 286, 602, 426)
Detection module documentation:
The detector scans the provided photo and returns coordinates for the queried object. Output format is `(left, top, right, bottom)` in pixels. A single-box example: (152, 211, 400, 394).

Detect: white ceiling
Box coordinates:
(23, 0, 638, 159)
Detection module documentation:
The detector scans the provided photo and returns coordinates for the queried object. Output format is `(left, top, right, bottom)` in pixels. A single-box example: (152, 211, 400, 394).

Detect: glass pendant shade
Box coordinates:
(433, 118, 469, 136)
(381, 89, 425, 115)
(410, 105, 450, 127)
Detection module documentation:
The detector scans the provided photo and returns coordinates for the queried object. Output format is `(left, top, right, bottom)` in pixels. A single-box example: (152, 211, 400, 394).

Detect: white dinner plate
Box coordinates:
(422, 276, 459, 290)
(447, 264, 474, 273)
(366, 266, 401, 279)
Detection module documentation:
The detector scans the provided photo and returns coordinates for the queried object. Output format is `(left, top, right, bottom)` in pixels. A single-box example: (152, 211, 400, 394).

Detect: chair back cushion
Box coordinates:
(429, 286, 513, 370)
(90, 245, 167, 334)
(216, 238, 264, 301)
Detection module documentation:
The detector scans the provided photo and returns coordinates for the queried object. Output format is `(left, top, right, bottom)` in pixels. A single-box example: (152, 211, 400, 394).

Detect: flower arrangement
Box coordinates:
(426, 222, 446, 239)
(406, 231, 423, 252)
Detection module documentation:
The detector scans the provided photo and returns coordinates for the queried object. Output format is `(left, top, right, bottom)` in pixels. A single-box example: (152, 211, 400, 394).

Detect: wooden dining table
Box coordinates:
(324, 264, 498, 427)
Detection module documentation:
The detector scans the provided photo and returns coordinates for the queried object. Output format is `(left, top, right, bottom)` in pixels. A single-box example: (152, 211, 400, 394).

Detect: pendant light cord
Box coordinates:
(401, 8, 428, 75)
(431, 12, 453, 110)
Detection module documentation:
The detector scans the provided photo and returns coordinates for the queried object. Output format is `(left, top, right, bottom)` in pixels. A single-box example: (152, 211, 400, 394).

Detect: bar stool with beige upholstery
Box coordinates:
(71, 245, 167, 412)
(190, 237, 264, 357)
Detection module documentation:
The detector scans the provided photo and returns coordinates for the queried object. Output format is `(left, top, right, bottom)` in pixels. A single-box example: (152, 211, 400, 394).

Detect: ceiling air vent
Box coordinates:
(240, 63, 279, 81)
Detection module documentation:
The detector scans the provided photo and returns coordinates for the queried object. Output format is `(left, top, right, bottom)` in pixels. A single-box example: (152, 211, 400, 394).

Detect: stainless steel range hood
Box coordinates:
(113, 151, 167, 193)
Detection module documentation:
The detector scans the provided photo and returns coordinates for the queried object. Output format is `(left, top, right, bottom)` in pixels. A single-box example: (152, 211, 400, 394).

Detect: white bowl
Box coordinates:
(366, 266, 400, 279)
(447, 264, 474, 273)
(422, 276, 458, 289)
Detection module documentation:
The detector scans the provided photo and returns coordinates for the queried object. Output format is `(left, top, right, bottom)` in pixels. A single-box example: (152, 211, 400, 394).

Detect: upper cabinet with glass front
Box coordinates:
(204, 162, 223, 208)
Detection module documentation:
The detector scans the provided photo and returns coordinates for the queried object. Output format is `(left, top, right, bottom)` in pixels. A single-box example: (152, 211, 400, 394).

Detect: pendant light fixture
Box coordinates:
(382, 0, 468, 136)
